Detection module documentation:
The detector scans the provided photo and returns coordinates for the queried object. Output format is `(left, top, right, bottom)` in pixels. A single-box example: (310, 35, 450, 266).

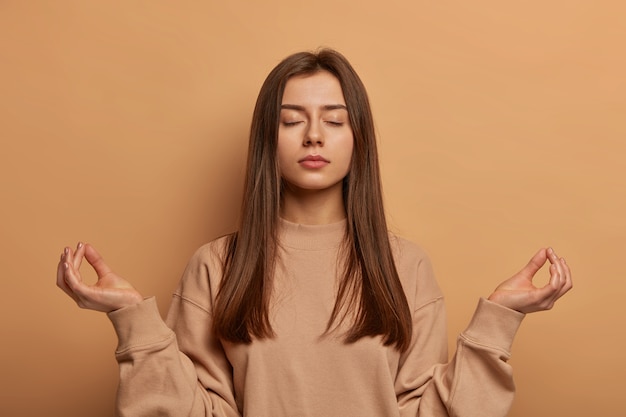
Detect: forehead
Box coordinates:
(281, 70, 346, 106)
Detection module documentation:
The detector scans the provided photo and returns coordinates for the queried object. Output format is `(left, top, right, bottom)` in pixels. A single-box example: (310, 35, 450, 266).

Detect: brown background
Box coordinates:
(1, 1, 624, 416)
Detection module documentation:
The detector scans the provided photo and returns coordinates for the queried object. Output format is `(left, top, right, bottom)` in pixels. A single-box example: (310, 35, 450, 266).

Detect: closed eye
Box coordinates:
(282, 121, 303, 127)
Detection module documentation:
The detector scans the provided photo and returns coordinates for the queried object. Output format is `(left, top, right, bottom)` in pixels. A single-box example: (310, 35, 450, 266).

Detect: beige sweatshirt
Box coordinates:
(108, 219, 525, 417)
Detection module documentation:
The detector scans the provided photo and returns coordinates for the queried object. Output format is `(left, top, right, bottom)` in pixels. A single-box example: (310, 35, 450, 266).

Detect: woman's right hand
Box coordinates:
(57, 242, 143, 312)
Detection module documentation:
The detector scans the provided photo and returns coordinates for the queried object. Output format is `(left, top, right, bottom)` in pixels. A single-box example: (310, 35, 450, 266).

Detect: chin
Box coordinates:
(283, 180, 344, 194)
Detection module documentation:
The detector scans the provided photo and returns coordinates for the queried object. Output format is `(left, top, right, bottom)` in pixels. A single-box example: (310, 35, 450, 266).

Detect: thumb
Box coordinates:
(83, 244, 114, 278)
(521, 248, 549, 278)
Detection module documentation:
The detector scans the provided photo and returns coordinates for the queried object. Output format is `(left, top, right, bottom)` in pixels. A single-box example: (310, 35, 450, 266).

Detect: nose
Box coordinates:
(303, 120, 323, 146)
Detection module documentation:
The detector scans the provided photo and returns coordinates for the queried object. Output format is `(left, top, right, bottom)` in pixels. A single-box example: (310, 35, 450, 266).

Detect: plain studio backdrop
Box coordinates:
(1, 1, 624, 416)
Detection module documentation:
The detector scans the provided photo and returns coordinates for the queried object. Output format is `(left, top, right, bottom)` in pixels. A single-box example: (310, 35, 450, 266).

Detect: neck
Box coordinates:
(280, 183, 346, 225)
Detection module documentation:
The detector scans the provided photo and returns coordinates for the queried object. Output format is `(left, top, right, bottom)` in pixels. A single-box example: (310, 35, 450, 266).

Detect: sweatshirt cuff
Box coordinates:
(107, 296, 173, 354)
(462, 297, 525, 353)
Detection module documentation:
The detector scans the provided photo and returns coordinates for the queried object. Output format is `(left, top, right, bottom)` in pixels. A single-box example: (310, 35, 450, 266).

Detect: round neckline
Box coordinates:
(278, 217, 347, 250)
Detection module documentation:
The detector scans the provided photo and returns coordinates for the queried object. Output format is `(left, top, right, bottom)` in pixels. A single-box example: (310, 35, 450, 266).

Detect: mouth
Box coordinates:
(298, 155, 329, 163)
(298, 154, 330, 168)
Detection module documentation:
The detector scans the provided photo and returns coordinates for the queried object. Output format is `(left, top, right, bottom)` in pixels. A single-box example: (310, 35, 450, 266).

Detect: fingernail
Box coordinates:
(64, 247, 69, 255)
(63, 262, 69, 270)
(77, 242, 83, 249)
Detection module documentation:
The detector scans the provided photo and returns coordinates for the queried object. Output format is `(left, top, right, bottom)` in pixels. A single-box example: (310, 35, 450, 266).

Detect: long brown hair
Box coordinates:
(213, 49, 412, 351)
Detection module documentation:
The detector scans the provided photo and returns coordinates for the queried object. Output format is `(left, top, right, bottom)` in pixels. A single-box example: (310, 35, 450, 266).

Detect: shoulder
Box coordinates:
(186, 233, 233, 270)
(389, 234, 430, 266)
(174, 234, 234, 308)
(389, 234, 443, 310)
(389, 234, 433, 281)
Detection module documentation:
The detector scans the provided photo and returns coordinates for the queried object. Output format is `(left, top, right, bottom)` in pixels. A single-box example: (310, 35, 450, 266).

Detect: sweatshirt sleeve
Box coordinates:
(393, 242, 525, 417)
(107, 241, 240, 417)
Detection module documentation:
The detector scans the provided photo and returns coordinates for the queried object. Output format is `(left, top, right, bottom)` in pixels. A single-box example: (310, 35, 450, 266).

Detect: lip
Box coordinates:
(298, 154, 329, 169)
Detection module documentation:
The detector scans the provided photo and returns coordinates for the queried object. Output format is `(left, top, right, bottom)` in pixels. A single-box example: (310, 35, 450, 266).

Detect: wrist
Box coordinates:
(487, 292, 523, 313)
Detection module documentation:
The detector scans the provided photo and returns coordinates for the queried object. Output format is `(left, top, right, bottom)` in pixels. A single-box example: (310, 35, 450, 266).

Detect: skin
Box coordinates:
(57, 71, 572, 314)
(278, 70, 354, 225)
(487, 247, 572, 313)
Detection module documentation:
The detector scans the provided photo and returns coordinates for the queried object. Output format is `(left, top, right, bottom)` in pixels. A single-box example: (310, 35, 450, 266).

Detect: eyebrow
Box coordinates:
(280, 104, 348, 111)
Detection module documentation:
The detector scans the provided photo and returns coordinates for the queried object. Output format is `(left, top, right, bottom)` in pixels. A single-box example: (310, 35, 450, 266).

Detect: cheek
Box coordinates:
(342, 136, 355, 170)
(277, 145, 293, 165)
(276, 134, 290, 164)
(276, 137, 297, 177)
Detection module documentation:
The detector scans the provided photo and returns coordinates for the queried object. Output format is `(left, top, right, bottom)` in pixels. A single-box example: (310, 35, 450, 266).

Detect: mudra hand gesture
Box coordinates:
(57, 243, 143, 313)
(488, 247, 572, 313)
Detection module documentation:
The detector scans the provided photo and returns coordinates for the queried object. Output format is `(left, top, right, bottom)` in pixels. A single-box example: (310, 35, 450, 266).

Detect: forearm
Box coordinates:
(438, 298, 523, 417)
(108, 297, 236, 417)
(398, 298, 524, 417)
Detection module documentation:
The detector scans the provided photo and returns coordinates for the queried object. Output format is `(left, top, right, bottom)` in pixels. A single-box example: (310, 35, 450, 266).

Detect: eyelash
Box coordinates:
(281, 121, 344, 127)
(326, 121, 343, 127)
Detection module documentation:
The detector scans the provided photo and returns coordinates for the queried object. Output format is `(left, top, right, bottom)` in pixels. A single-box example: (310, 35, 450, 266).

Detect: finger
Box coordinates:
(56, 248, 73, 291)
(56, 252, 72, 292)
(64, 260, 102, 306)
(547, 248, 565, 286)
(551, 251, 574, 299)
(555, 257, 573, 299)
(562, 257, 573, 286)
(550, 258, 567, 308)
(58, 261, 81, 304)
(549, 260, 561, 287)
(532, 280, 560, 309)
(73, 242, 86, 270)
(63, 260, 84, 289)
(83, 244, 113, 279)
(64, 246, 75, 270)
(63, 267, 96, 310)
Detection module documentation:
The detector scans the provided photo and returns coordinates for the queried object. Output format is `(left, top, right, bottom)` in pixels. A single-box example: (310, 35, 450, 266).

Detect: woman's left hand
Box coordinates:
(488, 248, 573, 314)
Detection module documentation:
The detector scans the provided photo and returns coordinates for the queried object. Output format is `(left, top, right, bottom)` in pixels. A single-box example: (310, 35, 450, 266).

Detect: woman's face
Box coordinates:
(277, 70, 354, 196)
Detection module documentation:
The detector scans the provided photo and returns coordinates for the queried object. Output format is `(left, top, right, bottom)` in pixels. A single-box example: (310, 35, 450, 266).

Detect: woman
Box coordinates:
(57, 49, 572, 417)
